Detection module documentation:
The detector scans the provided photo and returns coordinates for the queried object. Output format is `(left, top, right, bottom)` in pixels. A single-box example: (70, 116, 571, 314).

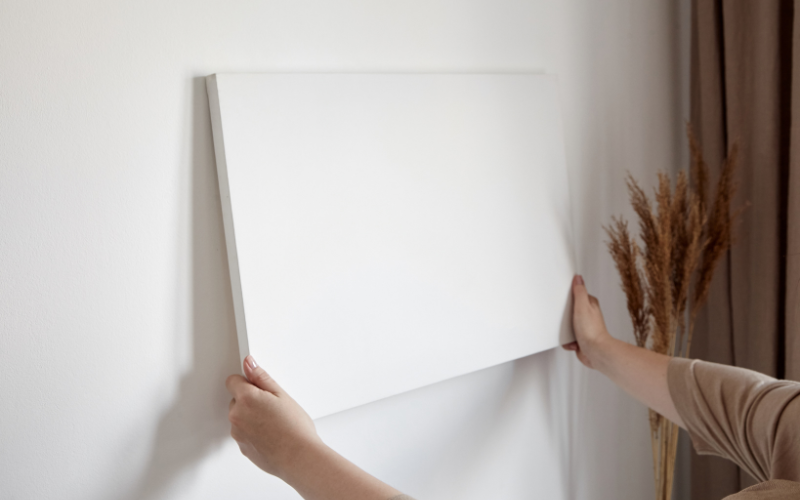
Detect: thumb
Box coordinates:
(572, 274, 590, 309)
(243, 355, 283, 395)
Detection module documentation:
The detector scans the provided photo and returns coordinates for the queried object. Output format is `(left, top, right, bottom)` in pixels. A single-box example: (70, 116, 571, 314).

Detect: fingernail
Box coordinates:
(245, 355, 257, 369)
(576, 275, 584, 285)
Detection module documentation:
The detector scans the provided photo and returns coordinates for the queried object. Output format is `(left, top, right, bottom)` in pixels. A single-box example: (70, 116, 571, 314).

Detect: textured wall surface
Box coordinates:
(0, 1, 688, 499)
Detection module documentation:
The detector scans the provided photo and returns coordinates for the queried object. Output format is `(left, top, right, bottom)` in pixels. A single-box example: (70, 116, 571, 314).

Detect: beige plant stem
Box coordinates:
(605, 129, 741, 500)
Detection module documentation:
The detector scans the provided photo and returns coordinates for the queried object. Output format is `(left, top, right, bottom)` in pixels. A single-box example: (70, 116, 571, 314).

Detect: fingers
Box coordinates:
(572, 274, 589, 308)
(562, 341, 579, 351)
(243, 355, 284, 395)
(562, 341, 591, 368)
(572, 275, 602, 314)
(225, 374, 251, 396)
(226, 356, 284, 399)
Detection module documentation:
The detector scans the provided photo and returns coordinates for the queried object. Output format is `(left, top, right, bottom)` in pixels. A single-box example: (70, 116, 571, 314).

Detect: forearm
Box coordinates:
(587, 335, 684, 428)
(282, 442, 402, 500)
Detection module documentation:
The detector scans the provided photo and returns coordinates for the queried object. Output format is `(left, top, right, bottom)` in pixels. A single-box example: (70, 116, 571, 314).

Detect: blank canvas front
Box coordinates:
(207, 73, 575, 419)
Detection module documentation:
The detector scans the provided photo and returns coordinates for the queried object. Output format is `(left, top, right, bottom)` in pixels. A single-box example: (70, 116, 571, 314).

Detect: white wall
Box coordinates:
(0, 1, 688, 499)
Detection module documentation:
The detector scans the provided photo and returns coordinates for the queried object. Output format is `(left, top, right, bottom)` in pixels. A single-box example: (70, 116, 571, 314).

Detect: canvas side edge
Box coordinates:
(545, 74, 577, 345)
(206, 74, 250, 370)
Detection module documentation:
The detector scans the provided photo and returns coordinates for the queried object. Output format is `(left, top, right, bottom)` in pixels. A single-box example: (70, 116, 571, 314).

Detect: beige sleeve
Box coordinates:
(388, 496, 416, 500)
(727, 479, 800, 499)
(667, 358, 800, 483)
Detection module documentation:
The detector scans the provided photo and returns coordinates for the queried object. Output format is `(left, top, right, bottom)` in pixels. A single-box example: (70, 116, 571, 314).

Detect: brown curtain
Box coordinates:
(690, 0, 800, 498)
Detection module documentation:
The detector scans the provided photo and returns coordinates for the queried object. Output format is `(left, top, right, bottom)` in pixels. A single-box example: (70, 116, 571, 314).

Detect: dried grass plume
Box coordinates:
(604, 128, 743, 500)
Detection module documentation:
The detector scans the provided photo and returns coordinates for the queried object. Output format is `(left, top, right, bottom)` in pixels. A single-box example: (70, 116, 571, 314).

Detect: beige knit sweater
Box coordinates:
(668, 358, 800, 499)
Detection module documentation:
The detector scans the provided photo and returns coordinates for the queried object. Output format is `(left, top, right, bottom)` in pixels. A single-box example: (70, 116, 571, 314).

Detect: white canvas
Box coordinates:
(207, 73, 575, 419)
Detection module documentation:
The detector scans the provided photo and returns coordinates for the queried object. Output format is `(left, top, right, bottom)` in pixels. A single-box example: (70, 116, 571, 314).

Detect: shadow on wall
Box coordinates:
(129, 77, 240, 500)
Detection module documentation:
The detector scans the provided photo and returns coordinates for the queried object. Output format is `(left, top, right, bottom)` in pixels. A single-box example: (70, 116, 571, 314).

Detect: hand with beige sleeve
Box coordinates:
(562, 274, 684, 428)
(226, 356, 409, 500)
(565, 274, 800, 499)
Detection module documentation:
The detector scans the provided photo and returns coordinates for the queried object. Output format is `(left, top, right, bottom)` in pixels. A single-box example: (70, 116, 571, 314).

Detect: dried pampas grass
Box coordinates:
(605, 126, 743, 500)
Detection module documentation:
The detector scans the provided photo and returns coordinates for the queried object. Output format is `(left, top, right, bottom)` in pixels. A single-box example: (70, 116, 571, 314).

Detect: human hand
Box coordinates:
(225, 356, 323, 480)
(562, 274, 612, 369)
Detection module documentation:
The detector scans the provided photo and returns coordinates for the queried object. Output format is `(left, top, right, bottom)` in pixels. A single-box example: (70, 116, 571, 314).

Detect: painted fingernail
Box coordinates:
(576, 275, 584, 285)
(246, 355, 257, 369)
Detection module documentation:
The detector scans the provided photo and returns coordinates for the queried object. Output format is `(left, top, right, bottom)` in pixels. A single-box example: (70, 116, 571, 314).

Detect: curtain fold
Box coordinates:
(690, 0, 800, 497)
(787, 0, 800, 383)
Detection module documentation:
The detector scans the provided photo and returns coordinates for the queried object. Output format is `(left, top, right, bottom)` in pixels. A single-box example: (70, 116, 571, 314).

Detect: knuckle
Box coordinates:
(240, 386, 260, 405)
(238, 391, 253, 407)
(225, 375, 240, 393)
(258, 371, 273, 385)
